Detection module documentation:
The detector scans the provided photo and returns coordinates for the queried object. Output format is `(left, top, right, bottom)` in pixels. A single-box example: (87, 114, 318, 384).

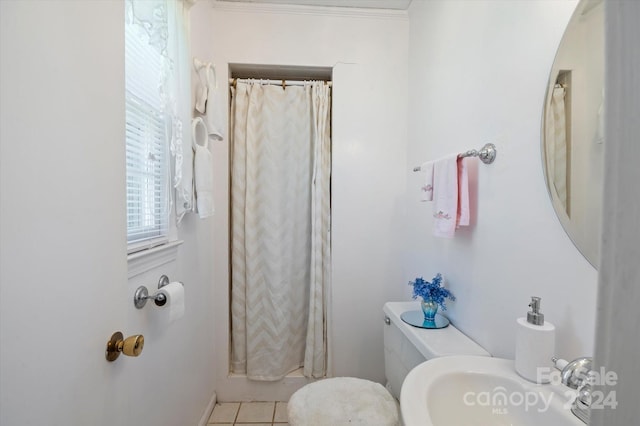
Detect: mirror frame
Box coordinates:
(541, 0, 604, 268)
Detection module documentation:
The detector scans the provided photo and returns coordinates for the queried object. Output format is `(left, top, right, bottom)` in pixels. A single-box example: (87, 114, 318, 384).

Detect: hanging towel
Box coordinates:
(420, 161, 435, 201)
(194, 59, 208, 113)
(457, 157, 470, 227)
(192, 117, 215, 218)
(432, 154, 459, 238)
(195, 63, 224, 142)
(194, 77, 208, 114)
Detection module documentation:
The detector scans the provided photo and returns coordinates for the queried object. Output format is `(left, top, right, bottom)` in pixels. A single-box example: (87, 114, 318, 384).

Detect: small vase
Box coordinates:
(421, 298, 438, 321)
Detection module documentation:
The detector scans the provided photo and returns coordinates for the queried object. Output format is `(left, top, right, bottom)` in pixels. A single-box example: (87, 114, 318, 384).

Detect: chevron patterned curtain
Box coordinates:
(230, 81, 331, 380)
(545, 86, 568, 212)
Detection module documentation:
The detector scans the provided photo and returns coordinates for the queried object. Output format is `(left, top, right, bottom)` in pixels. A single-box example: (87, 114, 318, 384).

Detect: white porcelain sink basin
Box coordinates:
(401, 355, 583, 426)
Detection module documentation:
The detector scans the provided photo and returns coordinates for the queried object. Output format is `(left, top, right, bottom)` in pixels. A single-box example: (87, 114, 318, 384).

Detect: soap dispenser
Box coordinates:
(515, 296, 555, 383)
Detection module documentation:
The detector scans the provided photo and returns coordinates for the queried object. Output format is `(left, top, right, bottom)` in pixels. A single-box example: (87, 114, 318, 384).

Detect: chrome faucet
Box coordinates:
(552, 356, 593, 424)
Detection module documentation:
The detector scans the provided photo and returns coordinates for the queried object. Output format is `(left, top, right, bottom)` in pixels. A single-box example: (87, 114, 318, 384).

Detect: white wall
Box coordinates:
(0, 2, 216, 425)
(405, 0, 598, 360)
(206, 2, 409, 400)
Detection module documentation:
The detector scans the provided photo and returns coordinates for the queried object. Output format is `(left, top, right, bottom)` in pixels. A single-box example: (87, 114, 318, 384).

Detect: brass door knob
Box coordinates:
(122, 334, 144, 357)
(105, 331, 144, 361)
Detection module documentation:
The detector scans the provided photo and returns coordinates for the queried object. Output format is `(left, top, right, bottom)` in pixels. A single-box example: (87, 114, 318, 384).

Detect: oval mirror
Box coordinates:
(542, 0, 604, 268)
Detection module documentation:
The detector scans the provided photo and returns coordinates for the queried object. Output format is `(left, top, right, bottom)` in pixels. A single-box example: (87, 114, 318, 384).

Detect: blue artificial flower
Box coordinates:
(408, 273, 456, 310)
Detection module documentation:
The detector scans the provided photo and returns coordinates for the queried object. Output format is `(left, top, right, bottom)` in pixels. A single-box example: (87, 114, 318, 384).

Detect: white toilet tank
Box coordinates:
(383, 301, 490, 399)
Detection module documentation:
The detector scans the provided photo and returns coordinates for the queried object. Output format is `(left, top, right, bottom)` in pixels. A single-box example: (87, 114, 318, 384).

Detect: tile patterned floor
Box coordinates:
(208, 402, 289, 426)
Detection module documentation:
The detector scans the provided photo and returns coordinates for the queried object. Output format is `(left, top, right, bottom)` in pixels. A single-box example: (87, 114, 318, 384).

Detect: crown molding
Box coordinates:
(209, 0, 409, 20)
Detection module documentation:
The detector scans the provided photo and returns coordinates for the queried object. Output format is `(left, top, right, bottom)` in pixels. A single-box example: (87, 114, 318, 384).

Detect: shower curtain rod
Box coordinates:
(229, 78, 332, 88)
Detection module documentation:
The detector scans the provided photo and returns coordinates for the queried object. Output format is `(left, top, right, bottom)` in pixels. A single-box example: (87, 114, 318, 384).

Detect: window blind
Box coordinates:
(125, 17, 169, 248)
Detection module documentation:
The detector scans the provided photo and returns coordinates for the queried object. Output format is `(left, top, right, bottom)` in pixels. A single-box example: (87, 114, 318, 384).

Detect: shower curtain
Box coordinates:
(545, 86, 568, 211)
(230, 81, 331, 380)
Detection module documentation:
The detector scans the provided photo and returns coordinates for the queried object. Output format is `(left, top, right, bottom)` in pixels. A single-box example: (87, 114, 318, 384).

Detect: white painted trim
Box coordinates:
(197, 391, 217, 426)
(209, 0, 409, 20)
(215, 374, 315, 402)
(127, 240, 184, 279)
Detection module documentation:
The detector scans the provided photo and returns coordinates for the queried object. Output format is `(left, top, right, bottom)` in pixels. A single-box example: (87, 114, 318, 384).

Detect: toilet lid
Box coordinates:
(287, 377, 400, 426)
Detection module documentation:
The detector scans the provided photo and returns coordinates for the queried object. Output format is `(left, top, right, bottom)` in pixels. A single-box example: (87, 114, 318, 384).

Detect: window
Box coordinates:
(125, 1, 170, 251)
(124, 0, 191, 264)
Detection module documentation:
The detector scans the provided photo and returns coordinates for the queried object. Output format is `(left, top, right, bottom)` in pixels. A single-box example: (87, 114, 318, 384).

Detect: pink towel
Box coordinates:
(432, 155, 459, 238)
(457, 157, 470, 227)
(420, 161, 434, 201)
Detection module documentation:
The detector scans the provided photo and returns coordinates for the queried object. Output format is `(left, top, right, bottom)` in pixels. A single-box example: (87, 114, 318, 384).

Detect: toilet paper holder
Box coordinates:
(134, 275, 176, 309)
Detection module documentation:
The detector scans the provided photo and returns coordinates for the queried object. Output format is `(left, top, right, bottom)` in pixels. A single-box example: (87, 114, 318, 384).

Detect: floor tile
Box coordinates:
(274, 401, 288, 423)
(208, 402, 240, 424)
(235, 401, 275, 423)
(234, 424, 271, 426)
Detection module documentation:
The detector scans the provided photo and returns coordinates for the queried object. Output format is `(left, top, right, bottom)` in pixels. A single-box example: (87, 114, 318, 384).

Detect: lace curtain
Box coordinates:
(127, 0, 195, 224)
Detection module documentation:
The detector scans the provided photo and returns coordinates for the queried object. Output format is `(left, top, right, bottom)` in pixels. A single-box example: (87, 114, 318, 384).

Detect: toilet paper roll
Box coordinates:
(158, 281, 185, 323)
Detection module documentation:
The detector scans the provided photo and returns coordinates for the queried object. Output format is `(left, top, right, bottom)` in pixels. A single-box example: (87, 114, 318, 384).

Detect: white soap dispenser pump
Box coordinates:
(515, 296, 556, 383)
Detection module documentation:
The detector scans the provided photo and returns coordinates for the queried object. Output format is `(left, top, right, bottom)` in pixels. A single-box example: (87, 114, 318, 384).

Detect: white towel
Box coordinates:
(432, 154, 458, 238)
(192, 117, 215, 218)
(457, 157, 470, 227)
(420, 161, 434, 201)
(195, 64, 224, 142)
(194, 79, 207, 114)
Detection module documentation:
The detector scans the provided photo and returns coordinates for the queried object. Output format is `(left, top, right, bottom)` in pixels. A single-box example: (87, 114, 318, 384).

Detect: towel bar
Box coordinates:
(413, 143, 496, 171)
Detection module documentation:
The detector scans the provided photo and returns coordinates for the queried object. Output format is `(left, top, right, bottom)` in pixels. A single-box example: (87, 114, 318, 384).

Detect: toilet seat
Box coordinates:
(287, 377, 400, 426)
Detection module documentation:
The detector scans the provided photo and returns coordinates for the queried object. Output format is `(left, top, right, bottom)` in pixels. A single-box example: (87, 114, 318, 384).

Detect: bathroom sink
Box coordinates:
(400, 355, 583, 426)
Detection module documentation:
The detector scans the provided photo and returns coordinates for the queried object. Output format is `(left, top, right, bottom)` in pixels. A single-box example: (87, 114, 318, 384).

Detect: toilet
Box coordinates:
(287, 301, 490, 425)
